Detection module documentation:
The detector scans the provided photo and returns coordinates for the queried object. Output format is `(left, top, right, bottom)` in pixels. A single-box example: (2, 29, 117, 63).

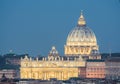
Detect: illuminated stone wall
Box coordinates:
(20, 67, 78, 80)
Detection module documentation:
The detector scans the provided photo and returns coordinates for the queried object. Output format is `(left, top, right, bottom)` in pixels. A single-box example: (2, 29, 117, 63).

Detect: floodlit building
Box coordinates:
(20, 12, 105, 80)
(20, 46, 85, 80)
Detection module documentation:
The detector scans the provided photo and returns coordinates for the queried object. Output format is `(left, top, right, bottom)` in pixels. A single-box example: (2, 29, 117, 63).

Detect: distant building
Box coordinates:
(20, 12, 104, 80)
(6, 58, 20, 65)
(0, 69, 18, 79)
(106, 57, 120, 79)
(5, 54, 26, 65)
(86, 60, 105, 78)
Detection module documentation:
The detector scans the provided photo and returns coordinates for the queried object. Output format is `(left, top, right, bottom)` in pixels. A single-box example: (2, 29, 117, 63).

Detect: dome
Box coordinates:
(64, 11, 100, 58)
(66, 12, 97, 46)
(66, 25, 97, 46)
(48, 46, 59, 57)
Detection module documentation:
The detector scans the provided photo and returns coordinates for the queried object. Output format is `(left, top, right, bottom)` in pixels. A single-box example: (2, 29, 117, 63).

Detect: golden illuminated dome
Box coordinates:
(66, 12, 97, 46)
(65, 11, 100, 57)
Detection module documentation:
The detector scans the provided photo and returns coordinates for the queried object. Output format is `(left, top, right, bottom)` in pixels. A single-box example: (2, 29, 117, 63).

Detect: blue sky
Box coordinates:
(0, 0, 120, 56)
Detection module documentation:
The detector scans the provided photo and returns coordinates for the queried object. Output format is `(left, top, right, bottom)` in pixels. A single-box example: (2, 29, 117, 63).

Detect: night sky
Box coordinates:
(0, 0, 120, 56)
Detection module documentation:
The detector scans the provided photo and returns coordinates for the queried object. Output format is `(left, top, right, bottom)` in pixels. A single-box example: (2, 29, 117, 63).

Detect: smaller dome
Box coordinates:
(48, 46, 59, 57)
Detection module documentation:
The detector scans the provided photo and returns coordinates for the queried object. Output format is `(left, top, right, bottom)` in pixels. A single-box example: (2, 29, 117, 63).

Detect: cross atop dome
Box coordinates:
(77, 10, 86, 26)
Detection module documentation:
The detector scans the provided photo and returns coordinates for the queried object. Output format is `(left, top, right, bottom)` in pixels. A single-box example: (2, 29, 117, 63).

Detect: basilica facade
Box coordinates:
(20, 12, 105, 80)
(20, 47, 86, 80)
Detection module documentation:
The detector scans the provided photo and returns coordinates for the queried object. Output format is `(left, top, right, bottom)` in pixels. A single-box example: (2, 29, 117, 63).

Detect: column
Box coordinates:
(61, 72, 63, 80)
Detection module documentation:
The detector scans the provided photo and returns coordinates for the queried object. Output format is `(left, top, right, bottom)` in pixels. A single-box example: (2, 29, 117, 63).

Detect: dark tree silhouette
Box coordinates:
(1, 73, 8, 82)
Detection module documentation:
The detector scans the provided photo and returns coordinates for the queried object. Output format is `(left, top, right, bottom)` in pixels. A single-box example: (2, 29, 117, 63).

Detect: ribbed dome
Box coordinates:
(66, 26, 97, 46)
(65, 11, 100, 58)
(66, 12, 97, 46)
